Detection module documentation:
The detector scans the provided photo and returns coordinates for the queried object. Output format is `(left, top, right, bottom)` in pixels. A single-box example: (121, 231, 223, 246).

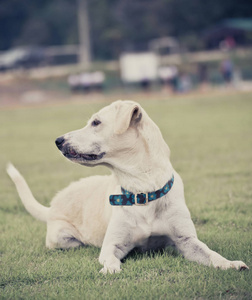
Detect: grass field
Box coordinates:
(1, 92, 252, 299)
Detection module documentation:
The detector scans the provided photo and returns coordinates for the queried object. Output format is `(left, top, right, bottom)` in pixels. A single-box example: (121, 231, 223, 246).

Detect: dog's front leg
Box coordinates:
(98, 210, 137, 274)
(171, 217, 249, 270)
(175, 235, 249, 270)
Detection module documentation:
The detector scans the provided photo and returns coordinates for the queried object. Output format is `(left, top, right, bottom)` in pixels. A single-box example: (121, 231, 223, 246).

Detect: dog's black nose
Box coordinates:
(55, 136, 65, 149)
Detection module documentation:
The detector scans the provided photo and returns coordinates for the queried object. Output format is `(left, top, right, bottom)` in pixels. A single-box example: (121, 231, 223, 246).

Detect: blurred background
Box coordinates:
(0, 0, 252, 105)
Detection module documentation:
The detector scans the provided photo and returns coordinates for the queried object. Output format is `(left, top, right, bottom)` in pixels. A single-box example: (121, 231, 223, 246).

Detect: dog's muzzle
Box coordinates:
(55, 136, 105, 162)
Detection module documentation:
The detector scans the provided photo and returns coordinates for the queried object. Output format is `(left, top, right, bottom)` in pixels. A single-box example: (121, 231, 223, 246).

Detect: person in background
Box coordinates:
(220, 59, 233, 86)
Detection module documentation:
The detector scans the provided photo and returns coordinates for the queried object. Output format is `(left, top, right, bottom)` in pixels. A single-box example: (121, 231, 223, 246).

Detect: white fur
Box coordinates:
(7, 100, 248, 274)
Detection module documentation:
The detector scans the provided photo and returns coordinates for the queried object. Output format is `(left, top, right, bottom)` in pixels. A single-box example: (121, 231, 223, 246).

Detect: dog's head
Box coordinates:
(55, 100, 170, 169)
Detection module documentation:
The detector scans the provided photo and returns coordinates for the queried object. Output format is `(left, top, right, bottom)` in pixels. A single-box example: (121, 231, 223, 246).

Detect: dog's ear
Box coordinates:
(114, 102, 142, 135)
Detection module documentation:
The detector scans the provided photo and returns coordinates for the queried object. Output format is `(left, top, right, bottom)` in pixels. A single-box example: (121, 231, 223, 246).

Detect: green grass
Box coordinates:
(1, 92, 252, 299)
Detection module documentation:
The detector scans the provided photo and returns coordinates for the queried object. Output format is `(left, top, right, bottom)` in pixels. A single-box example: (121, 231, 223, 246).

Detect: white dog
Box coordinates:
(7, 100, 248, 274)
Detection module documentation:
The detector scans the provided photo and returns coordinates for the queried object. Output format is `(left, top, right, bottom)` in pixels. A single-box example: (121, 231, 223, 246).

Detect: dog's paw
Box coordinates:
(211, 252, 249, 271)
(99, 264, 121, 275)
(214, 260, 249, 271)
(99, 257, 121, 275)
(230, 261, 249, 271)
(98, 254, 121, 274)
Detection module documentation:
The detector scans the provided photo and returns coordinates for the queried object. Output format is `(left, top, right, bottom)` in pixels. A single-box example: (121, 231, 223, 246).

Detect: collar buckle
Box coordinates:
(134, 193, 149, 206)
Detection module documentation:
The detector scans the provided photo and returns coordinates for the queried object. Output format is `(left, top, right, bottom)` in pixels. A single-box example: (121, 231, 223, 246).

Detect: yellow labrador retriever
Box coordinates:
(7, 100, 248, 274)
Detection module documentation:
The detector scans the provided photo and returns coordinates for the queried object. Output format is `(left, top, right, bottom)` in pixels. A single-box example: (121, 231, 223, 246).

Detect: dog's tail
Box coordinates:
(6, 163, 49, 223)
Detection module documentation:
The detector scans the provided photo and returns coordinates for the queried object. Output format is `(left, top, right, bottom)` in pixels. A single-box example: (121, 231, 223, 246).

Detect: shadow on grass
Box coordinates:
(45, 243, 180, 265)
(45, 244, 100, 259)
(123, 245, 180, 263)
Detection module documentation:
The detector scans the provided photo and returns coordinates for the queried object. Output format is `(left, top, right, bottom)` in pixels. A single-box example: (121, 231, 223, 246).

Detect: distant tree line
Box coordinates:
(1, 0, 252, 59)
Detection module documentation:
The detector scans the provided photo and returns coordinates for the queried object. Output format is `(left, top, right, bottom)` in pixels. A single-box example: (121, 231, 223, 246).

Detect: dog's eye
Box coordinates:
(91, 119, 101, 127)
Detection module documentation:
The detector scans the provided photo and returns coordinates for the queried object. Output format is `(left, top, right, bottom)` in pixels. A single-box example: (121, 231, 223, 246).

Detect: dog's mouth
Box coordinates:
(62, 145, 105, 162)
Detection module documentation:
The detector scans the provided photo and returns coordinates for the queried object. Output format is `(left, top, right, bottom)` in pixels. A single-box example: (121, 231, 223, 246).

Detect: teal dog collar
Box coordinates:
(110, 174, 174, 206)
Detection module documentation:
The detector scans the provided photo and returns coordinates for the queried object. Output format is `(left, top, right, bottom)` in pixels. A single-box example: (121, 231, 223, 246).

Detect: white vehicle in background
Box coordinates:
(0, 47, 47, 71)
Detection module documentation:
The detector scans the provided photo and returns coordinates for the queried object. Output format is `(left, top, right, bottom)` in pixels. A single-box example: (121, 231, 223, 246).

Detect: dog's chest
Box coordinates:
(124, 199, 169, 231)
(119, 195, 175, 246)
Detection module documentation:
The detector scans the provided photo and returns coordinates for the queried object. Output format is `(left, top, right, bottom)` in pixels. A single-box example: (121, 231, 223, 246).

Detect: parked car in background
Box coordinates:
(0, 47, 47, 71)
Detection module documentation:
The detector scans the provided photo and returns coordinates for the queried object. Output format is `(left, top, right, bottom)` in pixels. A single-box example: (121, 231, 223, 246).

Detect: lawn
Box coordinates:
(0, 92, 251, 299)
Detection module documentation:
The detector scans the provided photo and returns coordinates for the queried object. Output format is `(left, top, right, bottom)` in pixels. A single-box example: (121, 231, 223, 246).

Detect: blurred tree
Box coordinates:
(0, 0, 29, 49)
(0, 0, 251, 58)
(89, 0, 123, 59)
(0, 0, 77, 49)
